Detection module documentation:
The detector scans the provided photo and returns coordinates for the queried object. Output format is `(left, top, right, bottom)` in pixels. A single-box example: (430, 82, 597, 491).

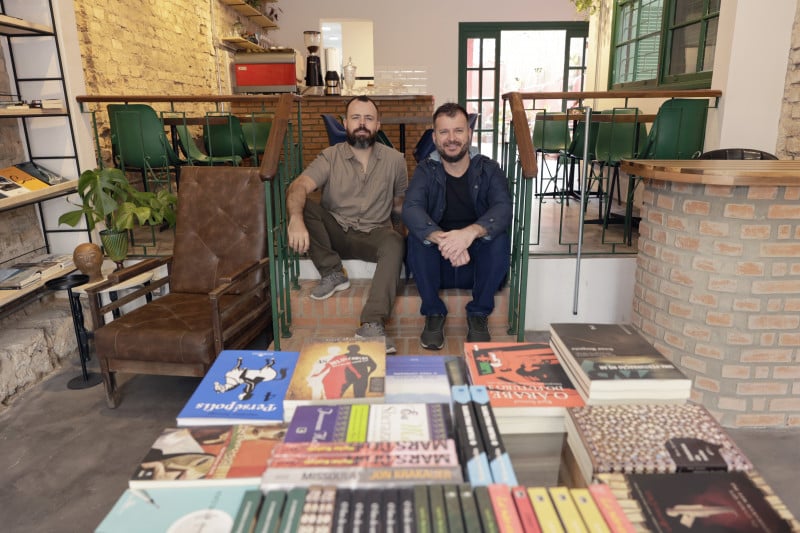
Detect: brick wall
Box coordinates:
(633, 180, 800, 428)
(777, 4, 800, 157)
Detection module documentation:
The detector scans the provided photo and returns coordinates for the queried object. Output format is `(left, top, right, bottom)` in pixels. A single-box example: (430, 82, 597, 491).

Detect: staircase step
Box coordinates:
(271, 279, 516, 356)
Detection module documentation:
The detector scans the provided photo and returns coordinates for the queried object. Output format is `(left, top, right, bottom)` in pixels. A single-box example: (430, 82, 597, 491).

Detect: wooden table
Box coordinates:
(621, 159, 800, 185)
(380, 115, 430, 153)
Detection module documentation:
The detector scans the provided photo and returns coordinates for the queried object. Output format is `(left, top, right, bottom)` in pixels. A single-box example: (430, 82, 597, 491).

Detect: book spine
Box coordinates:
(277, 487, 308, 533)
(443, 484, 465, 533)
(427, 403, 454, 441)
(365, 486, 383, 533)
(427, 484, 448, 533)
(273, 439, 456, 457)
(487, 484, 524, 533)
(262, 465, 462, 489)
(267, 450, 459, 469)
(457, 483, 483, 533)
(253, 488, 286, 533)
(511, 485, 542, 533)
(473, 485, 500, 533)
(398, 486, 416, 533)
(452, 385, 493, 486)
(469, 385, 518, 486)
(570, 488, 611, 533)
(232, 489, 263, 533)
(350, 488, 370, 533)
(585, 484, 638, 533)
(382, 488, 399, 533)
(526, 487, 565, 533)
(413, 484, 431, 533)
(548, 487, 589, 533)
(347, 403, 370, 442)
(333, 488, 353, 533)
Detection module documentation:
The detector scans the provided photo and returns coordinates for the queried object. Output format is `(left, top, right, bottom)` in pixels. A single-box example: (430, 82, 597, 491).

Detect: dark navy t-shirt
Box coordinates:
(440, 171, 477, 231)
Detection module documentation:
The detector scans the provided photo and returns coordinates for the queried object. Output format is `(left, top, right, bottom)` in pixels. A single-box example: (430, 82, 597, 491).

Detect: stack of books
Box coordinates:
(549, 322, 692, 404)
(464, 341, 584, 433)
(0, 253, 74, 290)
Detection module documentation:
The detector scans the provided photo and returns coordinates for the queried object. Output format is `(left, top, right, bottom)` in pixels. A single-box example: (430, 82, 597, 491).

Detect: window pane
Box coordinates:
(669, 22, 701, 75)
(482, 70, 495, 99)
(673, 0, 704, 24)
(708, 0, 720, 13)
(569, 37, 585, 66)
(612, 0, 663, 85)
(467, 39, 482, 68)
(702, 17, 718, 71)
(466, 70, 480, 99)
(635, 34, 660, 80)
(482, 39, 496, 68)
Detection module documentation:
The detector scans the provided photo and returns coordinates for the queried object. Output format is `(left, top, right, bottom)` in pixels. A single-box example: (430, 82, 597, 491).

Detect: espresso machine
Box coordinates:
(303, 30, 324, 92)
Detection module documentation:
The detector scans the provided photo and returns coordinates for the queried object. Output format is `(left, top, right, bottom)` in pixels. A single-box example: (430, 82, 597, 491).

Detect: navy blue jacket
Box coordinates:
(402, 150, 512, 244)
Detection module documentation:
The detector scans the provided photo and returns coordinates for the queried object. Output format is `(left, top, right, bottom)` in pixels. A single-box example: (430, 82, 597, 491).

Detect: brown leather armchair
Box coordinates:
(86, 166, 272, 408)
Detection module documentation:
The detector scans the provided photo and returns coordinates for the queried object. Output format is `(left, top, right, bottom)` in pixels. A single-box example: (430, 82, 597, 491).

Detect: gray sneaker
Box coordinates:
(310, 270, 350, 300)
(355, 321, 397, 354)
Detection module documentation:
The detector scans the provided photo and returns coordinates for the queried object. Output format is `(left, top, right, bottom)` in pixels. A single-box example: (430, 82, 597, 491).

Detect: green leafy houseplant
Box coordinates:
(58, 168, 177, 267)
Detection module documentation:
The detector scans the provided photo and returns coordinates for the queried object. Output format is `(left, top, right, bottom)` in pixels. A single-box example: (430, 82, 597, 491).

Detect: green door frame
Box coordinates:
(458, 22, 589, 161)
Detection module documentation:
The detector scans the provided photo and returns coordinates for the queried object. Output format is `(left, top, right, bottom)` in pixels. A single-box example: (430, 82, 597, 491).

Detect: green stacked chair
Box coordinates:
(532, 110, 571, 200)
(640, 98, 709, 160)
(174, 123, 243, 166)
(203, 113, 253, 165)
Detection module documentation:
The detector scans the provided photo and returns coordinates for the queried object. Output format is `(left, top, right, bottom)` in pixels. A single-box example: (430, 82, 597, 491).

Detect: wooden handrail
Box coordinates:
(258, 93, 293, 183)
(503, 89, 722, 102)
(507, 92, 538, 180)
(76, 94, 289, 104)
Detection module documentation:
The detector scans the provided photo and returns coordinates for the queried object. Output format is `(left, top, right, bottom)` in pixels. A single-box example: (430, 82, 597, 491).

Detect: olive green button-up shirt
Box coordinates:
(304, 142, 408, 232)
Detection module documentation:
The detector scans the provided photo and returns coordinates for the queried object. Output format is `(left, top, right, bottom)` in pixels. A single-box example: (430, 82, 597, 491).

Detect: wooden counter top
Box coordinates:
(621, 159, 800, 186)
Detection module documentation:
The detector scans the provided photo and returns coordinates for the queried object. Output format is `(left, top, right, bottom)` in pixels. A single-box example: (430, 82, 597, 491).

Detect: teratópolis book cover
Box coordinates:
(177, 350, 299, 426)
(129, 424, 287, 489)
(284, 337, 386, 422)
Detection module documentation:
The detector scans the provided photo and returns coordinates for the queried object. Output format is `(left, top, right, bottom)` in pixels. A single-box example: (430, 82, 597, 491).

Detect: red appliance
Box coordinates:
(233, 52, 296, 94)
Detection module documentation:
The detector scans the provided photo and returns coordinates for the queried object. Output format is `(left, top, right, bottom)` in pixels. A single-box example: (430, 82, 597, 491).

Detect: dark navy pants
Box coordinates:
(406, 231, 510, 317)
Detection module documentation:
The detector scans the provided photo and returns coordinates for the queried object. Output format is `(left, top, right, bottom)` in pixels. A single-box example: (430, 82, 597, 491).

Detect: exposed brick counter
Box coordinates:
(621, 160, 800, 428)
(236, 94, 434, 176)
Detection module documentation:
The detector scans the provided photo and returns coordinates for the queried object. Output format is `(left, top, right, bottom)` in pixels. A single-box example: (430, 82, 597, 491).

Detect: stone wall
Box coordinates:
(777, 2, 800, 157)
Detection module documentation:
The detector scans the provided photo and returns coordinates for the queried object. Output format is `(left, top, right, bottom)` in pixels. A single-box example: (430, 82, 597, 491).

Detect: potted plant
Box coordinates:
(58, 168, 177, 269)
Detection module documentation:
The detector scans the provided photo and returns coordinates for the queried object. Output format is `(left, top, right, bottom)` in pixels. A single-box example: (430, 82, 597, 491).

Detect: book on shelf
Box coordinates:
(0, 266, 42, 290)
(13, 161, 66, 185)
(565, 403, 754, 486)
(599, 470, 797, 532)
(464, 341, 584, 433)
(385, 354, 455, 403)
(284, 402, 453, 443)
(176, 349, 299, 426)
(95, 485, 257, 533)
(549, 323, 692, 404)
(128, 424, 287, 489)
(0, 164, 49, 192)
(283, 337, 386, 422)
(11, 253, 74, 278)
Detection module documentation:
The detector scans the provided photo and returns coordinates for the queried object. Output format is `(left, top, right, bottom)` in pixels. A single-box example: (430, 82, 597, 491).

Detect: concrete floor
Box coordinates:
(1, 344, 799, 532)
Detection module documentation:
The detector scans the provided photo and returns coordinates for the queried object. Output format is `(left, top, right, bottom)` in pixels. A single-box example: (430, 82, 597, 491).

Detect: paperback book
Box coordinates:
(464, 341, 584, 433)
(283, 337, 386, 422)
(128, 424, 287, 489)
(565, 403, 753, 486)
(0, 164, 50, 191)
(385, 354, 454, 403)
(549, 323, 692, 404)
(176, 350, 299, 426)
(601, 471, 796, 532)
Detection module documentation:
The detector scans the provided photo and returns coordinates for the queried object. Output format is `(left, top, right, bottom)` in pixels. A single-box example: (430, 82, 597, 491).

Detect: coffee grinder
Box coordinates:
(324, 48, 341, 96)
(303, 30, 323, 90)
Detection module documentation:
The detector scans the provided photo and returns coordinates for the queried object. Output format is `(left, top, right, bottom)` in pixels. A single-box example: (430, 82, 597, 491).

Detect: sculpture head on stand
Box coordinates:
(73, 242, 103, 283)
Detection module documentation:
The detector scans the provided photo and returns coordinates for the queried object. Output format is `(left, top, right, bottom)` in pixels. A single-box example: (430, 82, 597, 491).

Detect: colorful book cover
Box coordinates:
(623, 471, 793, 532)
(129, 424, 287, 488)
(260, 464, 463, 489)
(95, 485, 256, 533)
(284, 404, 353, 443)
(527, 487, 565, 533)
(470, 385, 518, 486)
(298, 485, 337, 532)
(586, 484, 637, 533)
(177, 350, 299, 426)
(0, 165, 49, 191)
(549, 487, 589, 533)
(385, 355, 455, 403)
(488, 484, 524, 533)
(284, 337, 386, 420)
(266, 448, 459, 469)
(452, 384, 493, 487)
(464, 342, 583, 411)
(511, 485, 543, 533)
(271, 439, 456, 458)
(570, 488, 611, 533)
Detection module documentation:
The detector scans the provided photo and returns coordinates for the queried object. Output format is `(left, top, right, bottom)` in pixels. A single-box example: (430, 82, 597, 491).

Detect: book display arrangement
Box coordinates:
(464, 341, 584, 433)
(0, 253, 74, 290)
(549, 323, 692, 404)
(0, 161, 64, 198)
(95, 336, 800, 532)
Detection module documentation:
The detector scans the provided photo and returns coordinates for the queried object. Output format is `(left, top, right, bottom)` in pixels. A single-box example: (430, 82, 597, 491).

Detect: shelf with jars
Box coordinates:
(219, 0, 278, 29)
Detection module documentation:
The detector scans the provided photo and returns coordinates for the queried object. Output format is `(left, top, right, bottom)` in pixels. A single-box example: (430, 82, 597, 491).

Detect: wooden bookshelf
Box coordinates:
(0, 179, 77, 214)
(220, 36, 267, 53)
(219, 0, 278, 29)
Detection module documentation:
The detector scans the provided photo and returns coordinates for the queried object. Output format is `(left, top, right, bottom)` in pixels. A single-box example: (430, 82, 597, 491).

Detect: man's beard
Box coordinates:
(437, 141, 469, 163)
(346, 127, 377, 149)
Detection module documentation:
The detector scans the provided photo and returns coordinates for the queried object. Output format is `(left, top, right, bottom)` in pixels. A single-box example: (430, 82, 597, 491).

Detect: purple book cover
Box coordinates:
(284, 404, 352, 443)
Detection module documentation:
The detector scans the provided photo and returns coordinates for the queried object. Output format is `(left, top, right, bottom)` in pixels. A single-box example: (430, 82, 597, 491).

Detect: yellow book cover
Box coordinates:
(0, 165, 49, 191)
(527, 487, 565, 533)
(570, 488, 610, 533)
(549, 486, 589, 533)
(285, 337, 386, 404)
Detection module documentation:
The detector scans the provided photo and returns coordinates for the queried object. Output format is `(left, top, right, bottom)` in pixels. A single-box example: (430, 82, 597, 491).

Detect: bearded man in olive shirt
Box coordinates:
(286, 96, 408, 354)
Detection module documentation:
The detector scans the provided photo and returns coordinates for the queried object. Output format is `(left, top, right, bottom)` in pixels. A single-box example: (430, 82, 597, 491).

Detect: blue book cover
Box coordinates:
(469, 385, 518, 486)
(177, 350, 299, 426)
(385, 355, 454, 403)
(95, 485, 256, 533)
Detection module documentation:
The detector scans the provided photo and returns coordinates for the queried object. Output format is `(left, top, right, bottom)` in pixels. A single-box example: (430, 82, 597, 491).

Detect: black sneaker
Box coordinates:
(466, 314, 491, 342)
(420, 314, 446, 350)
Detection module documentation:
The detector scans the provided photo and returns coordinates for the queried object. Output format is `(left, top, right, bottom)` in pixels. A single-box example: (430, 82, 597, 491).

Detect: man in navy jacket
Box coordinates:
(402, 103, 512, 350)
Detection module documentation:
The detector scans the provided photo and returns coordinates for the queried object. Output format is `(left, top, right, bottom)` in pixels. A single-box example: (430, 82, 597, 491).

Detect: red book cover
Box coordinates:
(488, 484, 525, 533)
(587, 484, 636, 533)
(511, 485, 543, 533)
(464, 342, 584, 410)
